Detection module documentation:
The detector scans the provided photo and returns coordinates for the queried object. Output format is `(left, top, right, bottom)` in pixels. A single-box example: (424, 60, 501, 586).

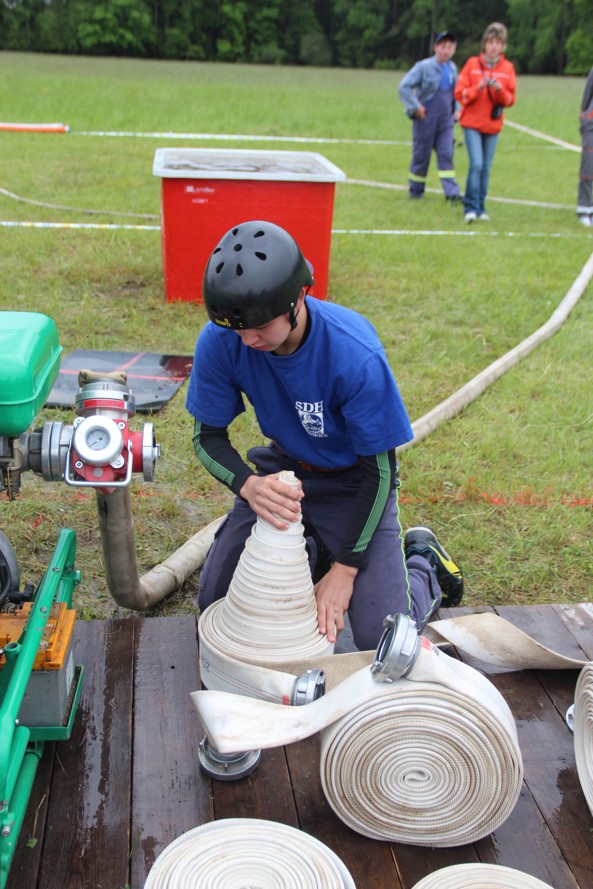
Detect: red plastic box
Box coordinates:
(153, 148, 346, 303)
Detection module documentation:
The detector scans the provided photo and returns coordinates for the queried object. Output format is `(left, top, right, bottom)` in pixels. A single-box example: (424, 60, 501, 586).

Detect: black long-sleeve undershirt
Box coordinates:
(192, 419, 398, 568)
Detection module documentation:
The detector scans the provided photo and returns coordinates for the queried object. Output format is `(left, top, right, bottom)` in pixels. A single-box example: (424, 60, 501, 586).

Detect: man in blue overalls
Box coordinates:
(398, 30, 462, 202)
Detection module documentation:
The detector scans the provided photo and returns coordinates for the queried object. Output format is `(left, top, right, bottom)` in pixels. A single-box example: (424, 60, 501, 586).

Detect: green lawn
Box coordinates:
(0, 52, 591, 617)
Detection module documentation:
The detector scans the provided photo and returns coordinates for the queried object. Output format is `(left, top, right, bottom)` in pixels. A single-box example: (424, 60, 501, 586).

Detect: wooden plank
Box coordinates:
(6, 743, 54, 889)
(212, 745, 299, 826)
(434, 606, 583, 887)
(6, 605, 592, 889)
(474, 783, 580, 887)
(553, 603, 593, 659)
(388, 840, 479, 889)
(489, 668, 591, 887)
(285, 735, 403, 889)
(37, 619, 134, 889)
(130, 615, 212, 887)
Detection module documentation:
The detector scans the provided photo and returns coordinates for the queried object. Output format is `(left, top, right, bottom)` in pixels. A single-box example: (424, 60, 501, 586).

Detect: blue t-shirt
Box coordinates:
(186, 297, 413, 468)
(438, 62, 452, 91)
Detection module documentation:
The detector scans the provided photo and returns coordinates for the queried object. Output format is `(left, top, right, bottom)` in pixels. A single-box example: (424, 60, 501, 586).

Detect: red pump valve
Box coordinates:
(64, 376, 159, 488)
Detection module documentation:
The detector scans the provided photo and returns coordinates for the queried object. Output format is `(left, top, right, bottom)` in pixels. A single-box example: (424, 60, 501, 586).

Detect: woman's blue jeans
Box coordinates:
(463, 128, 499, 215)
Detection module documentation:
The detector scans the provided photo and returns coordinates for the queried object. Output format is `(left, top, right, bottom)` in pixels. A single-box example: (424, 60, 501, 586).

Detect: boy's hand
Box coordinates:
(314, 562, 358, 644)
(240, 473, 303, 528)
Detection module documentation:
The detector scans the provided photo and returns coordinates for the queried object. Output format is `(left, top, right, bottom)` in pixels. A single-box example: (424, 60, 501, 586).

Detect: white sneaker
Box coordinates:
(477, 213, 490, 221)
(464, 212, 477, 223)
(578, 214, 592, 227)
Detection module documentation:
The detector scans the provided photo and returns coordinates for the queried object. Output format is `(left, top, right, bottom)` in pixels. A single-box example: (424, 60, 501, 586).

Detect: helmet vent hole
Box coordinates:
(255, 252, 267, 261)
(253, 230, 265, 238)
(232, 228, 239, 235)
(213, 246, 221, 255)
(233, 244, 243, 252)
(232, 309, 242, 318)
(235, 264, 243, 276)
(215, 262, 224, 274)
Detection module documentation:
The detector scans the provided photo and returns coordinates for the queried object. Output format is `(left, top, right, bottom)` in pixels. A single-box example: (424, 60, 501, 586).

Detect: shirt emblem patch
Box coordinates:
(295, 400, 327, 438)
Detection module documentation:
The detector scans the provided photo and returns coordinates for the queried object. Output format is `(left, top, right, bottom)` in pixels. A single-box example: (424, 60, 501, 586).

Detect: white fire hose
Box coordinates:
(574, 662, 593, 816)
(193, 474, 591, 848)
(194, 633, 523, 847)
(410, 863, 554, 888)
(144, 818, 356, 889)
(152, 475, 591, 884)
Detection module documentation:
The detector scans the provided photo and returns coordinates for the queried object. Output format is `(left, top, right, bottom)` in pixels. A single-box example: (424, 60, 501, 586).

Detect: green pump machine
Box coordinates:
(0, 312, 160, 888)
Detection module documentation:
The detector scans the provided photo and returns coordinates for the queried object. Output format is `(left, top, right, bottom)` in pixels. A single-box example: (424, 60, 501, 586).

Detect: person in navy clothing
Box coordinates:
(186, 220, 463, 650)
(398, 30, 462, 202)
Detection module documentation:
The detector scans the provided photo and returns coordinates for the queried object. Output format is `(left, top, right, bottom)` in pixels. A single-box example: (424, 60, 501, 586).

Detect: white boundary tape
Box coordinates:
(0, 220, 587, 238)
(504, 119, 581, 152)
(0, 220, 159, 231)
(73, 122, 581, 153)
(75, 129, 411, 146)
(345, 178, 573, 210)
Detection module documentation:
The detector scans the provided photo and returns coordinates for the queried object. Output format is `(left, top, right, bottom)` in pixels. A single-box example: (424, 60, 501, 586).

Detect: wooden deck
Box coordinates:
(6, 603, 593, 889)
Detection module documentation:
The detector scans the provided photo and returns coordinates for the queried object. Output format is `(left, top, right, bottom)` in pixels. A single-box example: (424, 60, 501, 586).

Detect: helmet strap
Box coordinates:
(290, 285, 311, 329)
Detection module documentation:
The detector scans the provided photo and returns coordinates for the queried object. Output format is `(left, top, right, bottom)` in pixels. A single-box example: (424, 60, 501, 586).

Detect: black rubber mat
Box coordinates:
(46, 350, 193, 412)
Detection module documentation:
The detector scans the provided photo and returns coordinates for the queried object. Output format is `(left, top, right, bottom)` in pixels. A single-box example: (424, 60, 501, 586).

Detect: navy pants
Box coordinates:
(409, 88, 460, 198)
(198, 445, 442, 651)
(578, 125, 593, 213)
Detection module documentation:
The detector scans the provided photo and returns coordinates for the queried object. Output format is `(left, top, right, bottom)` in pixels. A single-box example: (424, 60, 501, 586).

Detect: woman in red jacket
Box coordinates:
(454, 23, 516, 223)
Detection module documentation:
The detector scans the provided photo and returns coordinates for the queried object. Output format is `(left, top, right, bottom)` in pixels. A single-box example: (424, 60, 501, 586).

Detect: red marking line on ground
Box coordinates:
(399, 492, 593, 507)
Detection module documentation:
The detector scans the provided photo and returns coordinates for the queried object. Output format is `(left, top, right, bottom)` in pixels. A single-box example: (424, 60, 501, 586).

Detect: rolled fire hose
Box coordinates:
(199, 610, 589, 704)
(195, 473, 591, 844)
(410, 863, 554, 889)
(144, 818, 356, 889)
(198, 471, 332, 702)
(196, 613, 593, 843)
(574, 662, 593, 817)
(194, 634, 524, 846)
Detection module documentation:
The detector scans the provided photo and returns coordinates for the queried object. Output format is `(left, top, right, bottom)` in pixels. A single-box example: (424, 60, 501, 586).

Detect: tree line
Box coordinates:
(1, 0, 591, 75)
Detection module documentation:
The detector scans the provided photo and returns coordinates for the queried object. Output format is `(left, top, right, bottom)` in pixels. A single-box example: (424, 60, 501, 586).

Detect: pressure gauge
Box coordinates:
(72, 416, 124, 467)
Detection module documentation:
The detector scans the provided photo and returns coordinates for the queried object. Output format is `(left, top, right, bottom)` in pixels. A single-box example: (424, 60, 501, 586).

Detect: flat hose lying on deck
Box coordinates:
(144, 818, 356, 889)
(411, 863, 554, 888)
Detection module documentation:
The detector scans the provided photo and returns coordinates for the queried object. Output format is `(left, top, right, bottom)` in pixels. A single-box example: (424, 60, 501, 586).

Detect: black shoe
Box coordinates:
(445, 194, 463, 204)
(305, 528, 334, 584)
(409, 192, 424, 200)
(404, 526, 464, 607)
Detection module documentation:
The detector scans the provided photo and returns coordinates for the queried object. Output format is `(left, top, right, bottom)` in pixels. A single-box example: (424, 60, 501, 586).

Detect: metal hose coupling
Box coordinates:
(370, 613, 421, 682)
(198, 737, 261, 781)
(291, 668, 326, 706)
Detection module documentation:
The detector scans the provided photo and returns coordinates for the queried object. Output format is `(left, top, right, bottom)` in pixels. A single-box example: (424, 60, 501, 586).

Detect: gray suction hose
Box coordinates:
(96, 487, 223, 610)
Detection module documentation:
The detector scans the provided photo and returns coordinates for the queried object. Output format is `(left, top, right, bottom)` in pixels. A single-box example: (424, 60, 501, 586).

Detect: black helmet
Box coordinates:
(202, 220, 313, 329)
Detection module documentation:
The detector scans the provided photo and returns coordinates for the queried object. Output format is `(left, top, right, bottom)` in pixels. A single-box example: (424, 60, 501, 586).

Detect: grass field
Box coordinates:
(0, 51, 591, 618)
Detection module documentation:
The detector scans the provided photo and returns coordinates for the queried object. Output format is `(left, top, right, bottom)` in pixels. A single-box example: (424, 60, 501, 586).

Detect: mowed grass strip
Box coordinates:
(0, 53, 591, 617)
